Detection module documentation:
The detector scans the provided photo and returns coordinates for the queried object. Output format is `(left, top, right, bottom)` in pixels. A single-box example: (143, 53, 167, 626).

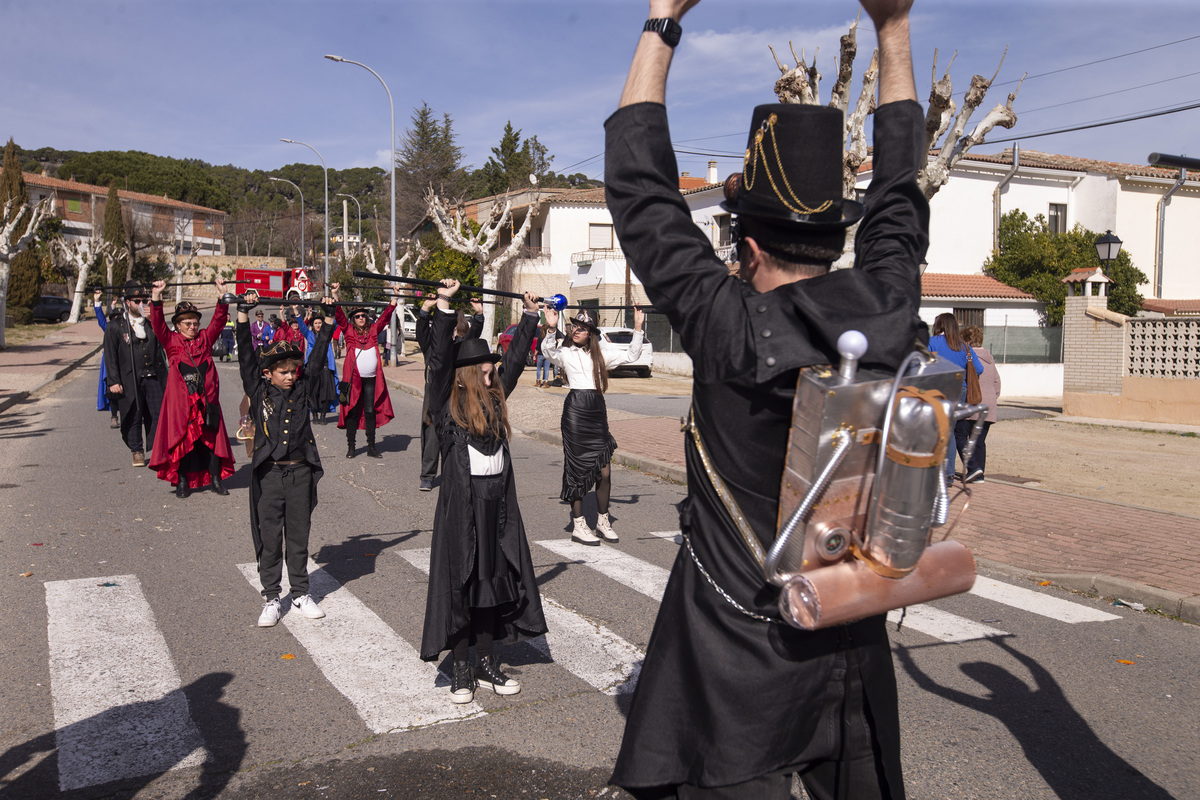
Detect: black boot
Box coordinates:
(210, 475, 229, 495)
(366, 432, 381, 458)
(346, 430, 357, 459)
(176, 480, 189, 499)
(450, 660, 475, 705)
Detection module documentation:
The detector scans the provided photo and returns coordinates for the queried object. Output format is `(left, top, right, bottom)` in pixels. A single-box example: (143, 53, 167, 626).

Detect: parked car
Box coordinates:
(599, 326, 653, 378)
(401, 306, 418, 340)
(495, 324, 540, 366)
(32, 295, 73, 323)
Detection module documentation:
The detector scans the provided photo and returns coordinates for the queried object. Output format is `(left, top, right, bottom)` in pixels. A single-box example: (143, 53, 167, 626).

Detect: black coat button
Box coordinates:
(757, 304, 767, 313)
(766, 356, 777, 367)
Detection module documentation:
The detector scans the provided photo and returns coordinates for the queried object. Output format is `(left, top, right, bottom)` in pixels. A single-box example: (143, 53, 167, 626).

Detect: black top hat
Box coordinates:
(568, 311, 598, 334)
(123, 280, 148, 300)
(720, 104, 864, 230)
(453, 337, 502, 368)
(259, 339, 303, 371)
(171, 301, 202, 326)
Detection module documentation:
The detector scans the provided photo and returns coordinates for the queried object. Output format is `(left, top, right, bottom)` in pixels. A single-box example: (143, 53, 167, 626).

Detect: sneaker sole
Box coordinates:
(477, 680, 521, 696)
(597, 533, 619, 543)
(571, 535, 601, 546)
(450, 690, 475, 704)
(257, 616, 280, 628)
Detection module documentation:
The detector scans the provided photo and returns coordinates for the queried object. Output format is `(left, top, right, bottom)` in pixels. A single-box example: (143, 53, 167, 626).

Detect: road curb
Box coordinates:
(0, 343, 103, 415)
(974, 557, 1200, 625)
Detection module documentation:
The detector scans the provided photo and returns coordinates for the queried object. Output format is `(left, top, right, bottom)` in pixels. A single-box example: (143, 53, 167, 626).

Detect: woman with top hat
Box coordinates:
(332, 284, 396, 458)
(147, 279, 236, 498)
(419, 278, 547, 705)
(540, 306, 645, 545)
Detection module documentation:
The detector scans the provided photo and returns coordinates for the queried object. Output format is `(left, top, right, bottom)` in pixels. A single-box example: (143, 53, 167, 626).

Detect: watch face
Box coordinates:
(662, 20, 681, 47)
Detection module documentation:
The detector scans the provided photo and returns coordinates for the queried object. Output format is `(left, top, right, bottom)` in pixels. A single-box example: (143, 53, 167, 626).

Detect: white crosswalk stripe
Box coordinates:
(237, 560, 484, 733)
(968, 576, 1120, 623)
(398, 548, 643, 696)
(535, 538, 671, 601)
(44, 575, 206, 791)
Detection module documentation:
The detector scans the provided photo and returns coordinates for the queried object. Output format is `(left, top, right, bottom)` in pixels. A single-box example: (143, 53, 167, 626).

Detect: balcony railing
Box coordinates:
(571, 249, 626, 267)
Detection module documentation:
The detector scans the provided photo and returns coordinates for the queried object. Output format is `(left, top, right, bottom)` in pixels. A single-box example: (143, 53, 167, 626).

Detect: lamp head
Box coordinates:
(324, 54, 344, 62)
(280, 138, 294, 144)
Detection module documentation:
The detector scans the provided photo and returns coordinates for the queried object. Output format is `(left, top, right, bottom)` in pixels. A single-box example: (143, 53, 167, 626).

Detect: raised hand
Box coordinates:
(93, 288, 103, 302)
(522, 292, 538, 312)
(543, 306, 559, 329)
(470, 298, 484, 315)
(151, 280, 166, 301)
(633, 306, 646, 331)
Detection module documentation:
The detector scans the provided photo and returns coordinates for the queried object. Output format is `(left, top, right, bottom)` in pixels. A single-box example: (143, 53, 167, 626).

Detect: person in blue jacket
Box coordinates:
(928, 312, 983, 482)
(296, 311, 339, 423)
(92, 288, 120, 428)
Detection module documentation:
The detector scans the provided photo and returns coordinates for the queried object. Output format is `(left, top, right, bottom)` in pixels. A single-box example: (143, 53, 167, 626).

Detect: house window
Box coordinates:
(67, 198, 82, 214)
(714, 214, 732, 247)
(589, 223, 614, 250)
(1048, 203, 1067, 234)
(954, 308, 984, 330)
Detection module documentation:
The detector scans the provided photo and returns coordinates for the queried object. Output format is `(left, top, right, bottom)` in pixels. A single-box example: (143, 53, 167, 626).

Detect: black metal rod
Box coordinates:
(243, 298, 393, 309)
(1148, 152, 1200, 171)
(353, 270, 534, 302)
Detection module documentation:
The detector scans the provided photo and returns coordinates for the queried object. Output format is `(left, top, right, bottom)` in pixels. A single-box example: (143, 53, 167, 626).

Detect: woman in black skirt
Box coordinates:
(540, 306, 645, 545)
(420, 279, 548, 705)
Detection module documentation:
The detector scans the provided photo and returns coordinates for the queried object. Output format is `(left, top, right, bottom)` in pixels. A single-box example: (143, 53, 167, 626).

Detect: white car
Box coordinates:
(401, 306, 418, 340)
(599, 326, 653, 378)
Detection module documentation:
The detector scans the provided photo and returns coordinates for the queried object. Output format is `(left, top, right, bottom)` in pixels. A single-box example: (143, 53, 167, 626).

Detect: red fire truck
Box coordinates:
(234, 265, 319, 301)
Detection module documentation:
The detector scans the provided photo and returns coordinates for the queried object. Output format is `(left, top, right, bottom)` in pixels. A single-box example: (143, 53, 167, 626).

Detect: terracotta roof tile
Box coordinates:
(11, 170, 227, 215)
(678, 175, 709, 190)
(859, 147, 1193, 182)
(921, 273, 1035, 300)
(1142, 298, 1200, 315)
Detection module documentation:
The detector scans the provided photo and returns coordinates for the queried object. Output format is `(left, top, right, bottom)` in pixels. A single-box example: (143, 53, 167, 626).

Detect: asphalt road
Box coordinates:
(1, 358, 1196, 800)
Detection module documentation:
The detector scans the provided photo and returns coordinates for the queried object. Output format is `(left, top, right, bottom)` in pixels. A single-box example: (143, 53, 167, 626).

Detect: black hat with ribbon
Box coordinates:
(171, 301, 202, 326)
(568, 311, 598, 334)
(720, 104, 864, 230)
(453, 337, 502, 368)
(123, 280, 148, 300)
(259, 339, 304, 371)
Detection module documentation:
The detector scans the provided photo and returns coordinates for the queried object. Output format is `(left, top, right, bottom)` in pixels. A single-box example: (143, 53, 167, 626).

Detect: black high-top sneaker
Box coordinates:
(476, 655, 521, 696)
(450, 660, 475, 704)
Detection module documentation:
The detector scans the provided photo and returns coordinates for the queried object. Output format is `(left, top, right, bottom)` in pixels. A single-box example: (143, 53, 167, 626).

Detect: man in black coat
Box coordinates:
(103, 280, 167, 467)
(605, 1, 927, 798)
(414, 297, 484, 492)
(236, 290, 336, 628)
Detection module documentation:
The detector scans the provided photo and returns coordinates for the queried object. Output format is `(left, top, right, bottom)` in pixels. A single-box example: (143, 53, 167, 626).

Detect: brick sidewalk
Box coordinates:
(0, 318, 105, 411)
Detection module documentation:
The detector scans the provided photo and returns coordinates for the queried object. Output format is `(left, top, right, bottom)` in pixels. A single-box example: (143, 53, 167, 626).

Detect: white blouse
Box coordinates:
(541, 329, 644, 390)
(354, 345, 378, 378)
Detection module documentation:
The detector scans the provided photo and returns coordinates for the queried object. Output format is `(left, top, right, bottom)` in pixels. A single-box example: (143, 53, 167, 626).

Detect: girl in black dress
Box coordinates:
(419, 279, 548, 705)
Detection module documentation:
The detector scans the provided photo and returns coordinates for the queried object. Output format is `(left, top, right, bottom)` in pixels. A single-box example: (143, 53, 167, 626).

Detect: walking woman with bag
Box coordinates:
(419, 279, 547, 705)
(332, 284, 396, 458)
(147, 279, 236, 498)
(928, 313, 983, 484)
(540, 306, 645, 545)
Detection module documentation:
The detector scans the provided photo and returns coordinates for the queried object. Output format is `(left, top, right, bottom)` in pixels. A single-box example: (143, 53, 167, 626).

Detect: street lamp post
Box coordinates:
(325, 54, 398, 350)
(267, 176, 304, 275)
(336, 193, 362, 257)
(280, 138, 330, 287)
(1094, 230, 1122, 269)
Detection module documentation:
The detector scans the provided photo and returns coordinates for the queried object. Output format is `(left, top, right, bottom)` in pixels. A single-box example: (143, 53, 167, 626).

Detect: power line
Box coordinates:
(992, 32, 1200, 88)
(982, 98, 1200, 146)
(1017, 69, 1200, 115)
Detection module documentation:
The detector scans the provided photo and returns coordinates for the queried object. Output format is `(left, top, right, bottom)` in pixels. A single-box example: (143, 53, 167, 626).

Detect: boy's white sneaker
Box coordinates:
(292, 594, 326, 619)
(257, 598, 282, 628)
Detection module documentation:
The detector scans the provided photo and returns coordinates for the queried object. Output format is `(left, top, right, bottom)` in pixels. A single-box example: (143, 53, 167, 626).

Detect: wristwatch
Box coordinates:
(644, 17, 682, 48)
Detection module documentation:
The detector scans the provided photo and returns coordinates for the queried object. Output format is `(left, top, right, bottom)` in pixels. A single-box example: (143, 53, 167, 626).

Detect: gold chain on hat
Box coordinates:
(742, 113, 833, 217)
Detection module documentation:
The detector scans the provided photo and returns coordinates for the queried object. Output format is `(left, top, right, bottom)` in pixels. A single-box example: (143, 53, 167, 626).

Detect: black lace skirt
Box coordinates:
(309, 366, 338, 413)
(559, 389, 617, 502)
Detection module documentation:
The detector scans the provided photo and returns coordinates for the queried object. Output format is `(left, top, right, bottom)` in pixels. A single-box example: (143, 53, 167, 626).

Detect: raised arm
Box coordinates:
(498, 293, 541, 397)
(861, 0, 917, 105)
(236, 291, 262, 394)
(466, 298, 485, 340)
(539, 307, 565, 366)
(426, 279, 462, 415)
(602, 307, 646, 368)
(307, 298, 337, 376)
(148, 280, 172, 346)
(617, 0, 699, 109)
(93, 289, 107, 332)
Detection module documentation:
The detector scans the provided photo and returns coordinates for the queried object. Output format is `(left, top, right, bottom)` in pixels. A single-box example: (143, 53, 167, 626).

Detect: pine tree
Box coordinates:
(2, 139, 41, 322)
(396, 103, 465, 231)
(1, 138, 30, 237)
(102, 182, 126, 281)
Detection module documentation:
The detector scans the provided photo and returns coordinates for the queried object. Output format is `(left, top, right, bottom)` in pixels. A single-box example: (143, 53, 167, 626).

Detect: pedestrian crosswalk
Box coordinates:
(40, 533, 1123, 792)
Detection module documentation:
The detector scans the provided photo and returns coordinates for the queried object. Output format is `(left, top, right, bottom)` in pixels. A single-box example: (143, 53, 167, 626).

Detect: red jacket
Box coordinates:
(334, 304, 396, 430)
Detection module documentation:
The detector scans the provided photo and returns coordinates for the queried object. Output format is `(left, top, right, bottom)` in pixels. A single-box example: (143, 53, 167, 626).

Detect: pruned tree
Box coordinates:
(769, 14, 1023, 264)
(425, 187, 539, 341)
(56, 235, 111, 323)
(0, 196, 54, 347)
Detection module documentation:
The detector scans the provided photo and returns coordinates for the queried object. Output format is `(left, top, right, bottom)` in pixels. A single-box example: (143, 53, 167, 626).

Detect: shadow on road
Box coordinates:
(0, 672, 244, 800)
(896, 638, 1174, 800)
(315, 530, 422, 587)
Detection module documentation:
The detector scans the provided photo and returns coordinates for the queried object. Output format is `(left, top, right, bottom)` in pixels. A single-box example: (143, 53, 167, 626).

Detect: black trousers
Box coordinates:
(120, 376, 165, 452)
(256, 462, 313, 599)
(344, 376, 377, 442)
(419, 390, 439, 480)
(954, 418, 991, 474)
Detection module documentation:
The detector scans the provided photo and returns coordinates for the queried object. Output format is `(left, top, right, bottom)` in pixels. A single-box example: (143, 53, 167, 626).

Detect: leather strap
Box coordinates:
(884, 387, 950, 469)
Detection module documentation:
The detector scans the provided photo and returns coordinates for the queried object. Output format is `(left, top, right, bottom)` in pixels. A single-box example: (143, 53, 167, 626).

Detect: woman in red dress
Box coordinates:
(332, 283, 396, 459)
(148, 279, 236, 498)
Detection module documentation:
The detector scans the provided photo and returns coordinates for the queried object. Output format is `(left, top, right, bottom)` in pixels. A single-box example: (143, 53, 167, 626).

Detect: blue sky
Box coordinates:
(5, 0, 1200, 184)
